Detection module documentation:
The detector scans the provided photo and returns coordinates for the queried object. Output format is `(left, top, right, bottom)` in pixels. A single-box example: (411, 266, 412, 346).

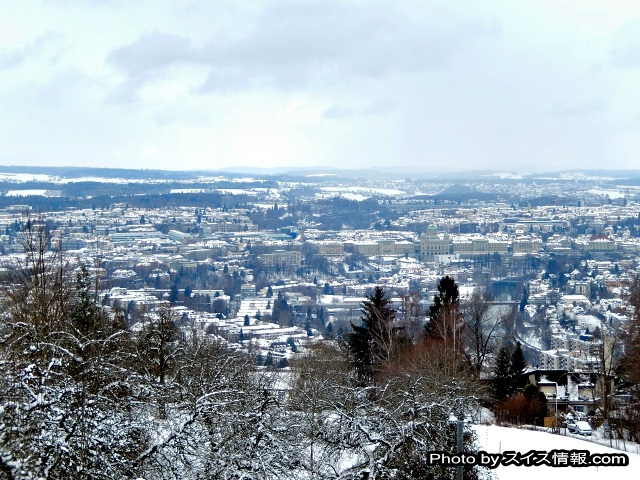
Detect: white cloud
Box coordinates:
(1, 0, 640, 172)
(322, 105, 354, 120)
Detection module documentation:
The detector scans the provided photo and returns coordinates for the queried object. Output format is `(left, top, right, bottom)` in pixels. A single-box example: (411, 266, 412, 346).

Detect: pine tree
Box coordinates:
(492, 341, 527, 402)
(492, 345, 512, 401)
(169, 283, 179, 304)
(325, 322, 334, 339)
(429, 276, 459, 318)
(425, 276, 462, 347)
(71, 264, 100, 338)
(519, 286, 528, 312)
(347, 286, 407, 383)
(509, 341, 527, 387)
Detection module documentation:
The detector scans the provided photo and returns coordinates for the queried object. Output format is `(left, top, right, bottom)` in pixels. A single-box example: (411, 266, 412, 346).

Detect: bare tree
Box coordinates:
(616, 280, 640, 441)
(0, 217, 145, 478)
(399, 289, 425, 342)
(621, 279, 640, 384)
(378, 347, 485, 479)
(287, 336, 488, 480)
(134, 302, 182, 420)
(288, 343, 358, 479)
(136, 336, 297, 479)
(1, 217, 75, 345)
(463, 288, 504, 379)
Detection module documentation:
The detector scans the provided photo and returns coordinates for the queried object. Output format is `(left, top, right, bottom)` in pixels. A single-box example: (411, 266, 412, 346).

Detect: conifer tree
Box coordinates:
(519, 286, 529, 312)
(492, 345, 513, 401)
(425, 276, 462, 343)
(71, 264, 101, 338)
(492, 341, 527, 402)
(347, 286, 407, 384)
(509, 341, 527, 384)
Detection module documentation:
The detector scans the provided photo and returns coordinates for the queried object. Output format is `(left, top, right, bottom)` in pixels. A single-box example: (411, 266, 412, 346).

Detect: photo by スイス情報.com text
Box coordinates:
(426, 450, 629, 468)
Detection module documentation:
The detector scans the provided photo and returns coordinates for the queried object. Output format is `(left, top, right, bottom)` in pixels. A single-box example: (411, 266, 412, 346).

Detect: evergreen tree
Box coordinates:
(425, 276, 462, 344)
(264, 351, 274, 367)
(523, 383, 538, 399)
(169, 284, 179, 304)
(492, 341, 527, 402)
(428, 276, 459, 321)
(492, 345, 513, 401)
(286, 336, 298, 353)
(325, 322, 334, 339)
(347, 286, 407, 384)
(519, 286, 528, 312)
(509, 341, 527, 384)
(536, 391, 548, 417)
(71, 264, 100, 338)
(272, 293, 294, 327)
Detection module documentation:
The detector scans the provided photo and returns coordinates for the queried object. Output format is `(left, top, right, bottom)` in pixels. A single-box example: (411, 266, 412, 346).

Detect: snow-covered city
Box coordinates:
(4, 0, 640, 477)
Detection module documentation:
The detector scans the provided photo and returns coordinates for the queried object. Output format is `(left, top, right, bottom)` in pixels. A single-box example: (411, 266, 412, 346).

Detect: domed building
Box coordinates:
(419, 224, 451, 262)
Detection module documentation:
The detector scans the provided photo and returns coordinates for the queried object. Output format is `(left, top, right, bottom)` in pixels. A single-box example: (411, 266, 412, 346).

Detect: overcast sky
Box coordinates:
(1, 0, 640, 174)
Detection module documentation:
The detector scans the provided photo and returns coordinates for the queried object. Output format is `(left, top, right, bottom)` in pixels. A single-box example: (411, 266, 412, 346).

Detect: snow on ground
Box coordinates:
(0, 173, 53, 182)
(5, 189, 49, 196)
(319, 186, 406, 196)
(458, 285, 476, 299)
(473, 425, 640, 479)
(587, 188, 625, 199)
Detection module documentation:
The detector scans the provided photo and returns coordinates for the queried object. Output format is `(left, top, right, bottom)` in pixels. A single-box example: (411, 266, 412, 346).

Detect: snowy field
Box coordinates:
(319, 186, 407, 197)
(5, 189, 49, 196)
(473, 425, 640, 479)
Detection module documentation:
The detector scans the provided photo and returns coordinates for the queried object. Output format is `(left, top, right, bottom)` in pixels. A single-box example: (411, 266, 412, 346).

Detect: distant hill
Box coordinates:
(1, 164, 640, 183)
